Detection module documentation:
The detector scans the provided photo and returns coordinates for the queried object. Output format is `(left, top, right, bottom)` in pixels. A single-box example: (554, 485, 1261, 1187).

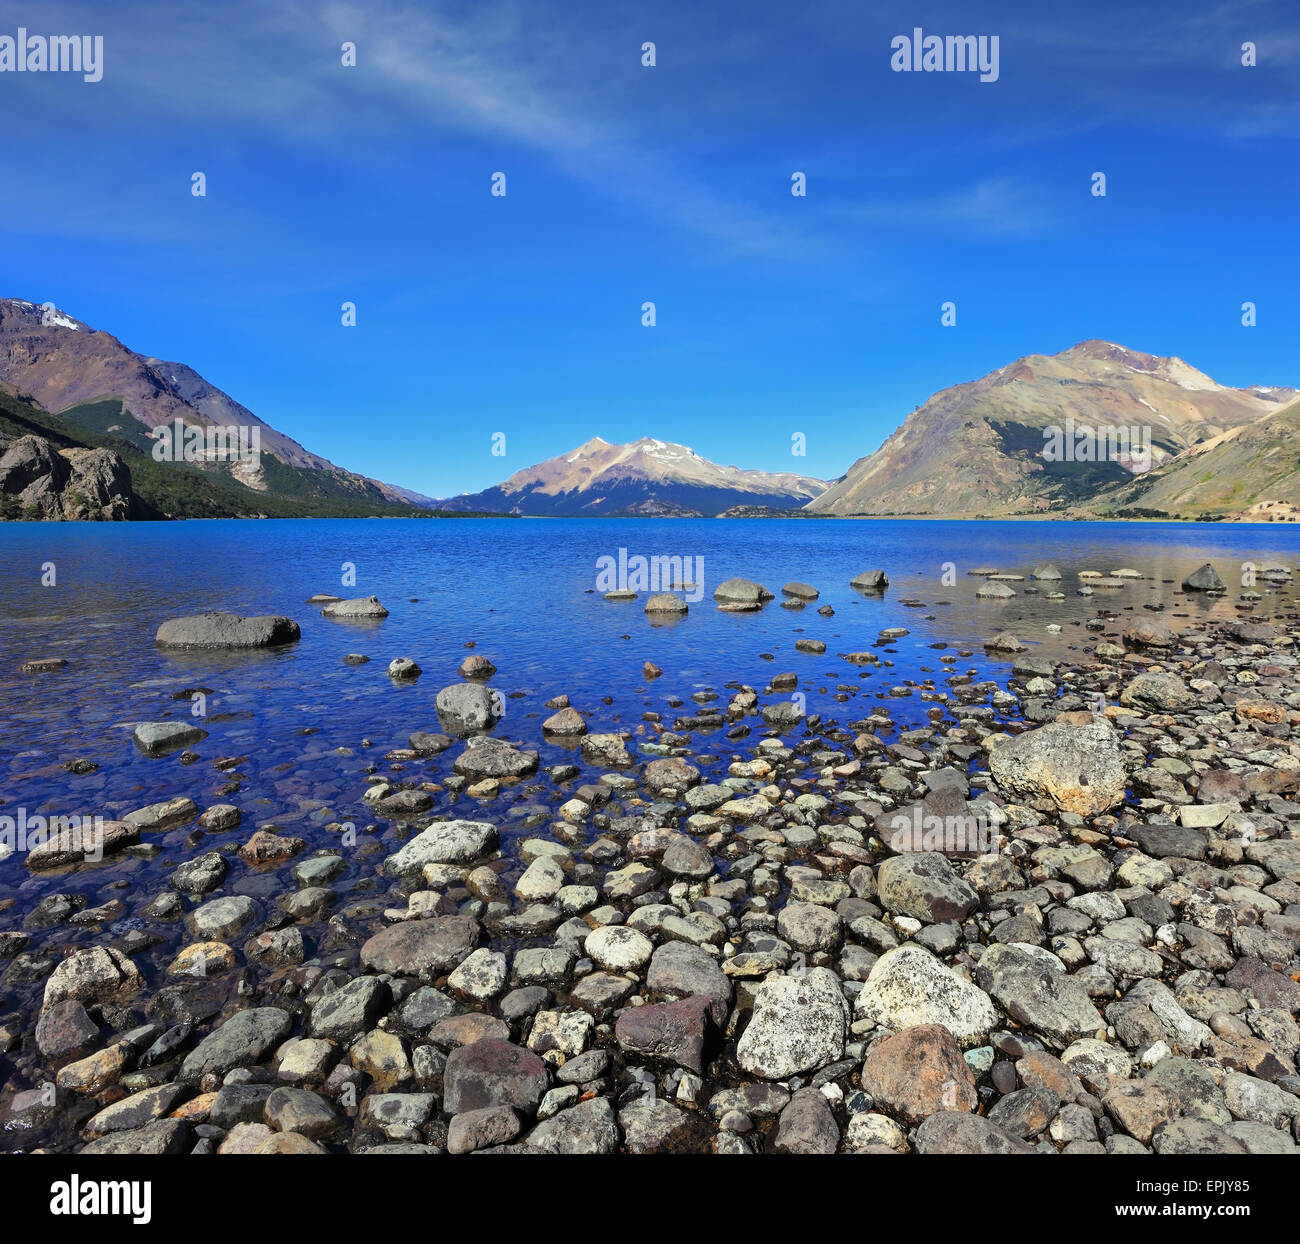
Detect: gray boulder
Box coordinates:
(155, 612, 300, 649)
(436, 683, 502, 736)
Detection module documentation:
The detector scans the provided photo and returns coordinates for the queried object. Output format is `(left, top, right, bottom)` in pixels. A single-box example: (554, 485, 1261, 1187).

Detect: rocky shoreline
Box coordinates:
(3, 563, 1300, 1156)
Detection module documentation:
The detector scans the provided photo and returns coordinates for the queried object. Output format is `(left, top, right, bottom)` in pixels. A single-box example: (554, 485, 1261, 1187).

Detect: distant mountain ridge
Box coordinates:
(437, 436, 828, 516)
(807, 340, 1297, 518)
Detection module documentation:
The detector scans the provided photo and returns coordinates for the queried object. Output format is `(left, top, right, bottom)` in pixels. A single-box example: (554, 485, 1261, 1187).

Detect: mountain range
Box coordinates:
(435, 436, 828, 517)
(3, 297, 1298, 523)
(0, 298, 436, 519)
(808, 340, 1298, 519)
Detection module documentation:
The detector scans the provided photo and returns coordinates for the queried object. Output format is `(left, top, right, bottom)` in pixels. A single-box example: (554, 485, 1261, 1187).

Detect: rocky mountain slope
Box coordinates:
(1088, 398, 1300, 520)
(807, 341, 1296, 518)
(438, 436, 827, 517)
(0, 298, 434, 516)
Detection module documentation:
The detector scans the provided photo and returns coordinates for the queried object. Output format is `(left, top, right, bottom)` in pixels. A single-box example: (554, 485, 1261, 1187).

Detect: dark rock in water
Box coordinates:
(170, 851, 228, 895)
(850, 569, 888, 591)
(20, 657, 66, 673)
(321, 595, 389, 618)
(36, 999, 100, 1063)
(408, 730, 453, 755)
(179, 1007, 293, 1080)
(155, 612, 300, 649)
(644, 661, 663, 679)
(782, 582, 820, 600)
(1182, 563, 1225, 592)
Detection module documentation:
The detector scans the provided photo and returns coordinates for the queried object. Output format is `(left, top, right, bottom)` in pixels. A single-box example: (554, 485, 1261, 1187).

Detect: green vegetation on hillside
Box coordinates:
(1, 390, 509, 520)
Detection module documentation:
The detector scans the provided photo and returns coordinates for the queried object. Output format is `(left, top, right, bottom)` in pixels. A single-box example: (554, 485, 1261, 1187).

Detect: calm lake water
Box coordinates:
(3, 517, 1300, 826)
(0, 515, 1298, 1140)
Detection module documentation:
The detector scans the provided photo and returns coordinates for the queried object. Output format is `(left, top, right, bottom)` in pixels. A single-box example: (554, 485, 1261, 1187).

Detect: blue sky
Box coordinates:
(3, 0, 1298, 498)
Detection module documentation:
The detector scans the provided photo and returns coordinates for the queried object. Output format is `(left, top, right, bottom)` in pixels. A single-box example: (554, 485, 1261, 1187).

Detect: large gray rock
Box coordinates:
(43, 946, 144, 1011)
(321, 595, 389, 618)
(0, 435, 133, 521)
(988, 719, 1126, 816)
(155, 612, 300, 649)
(309, 976, 392, 1042)
(436, 683, 502, 736)
(854, 944, 998, 1047)
(877, 853, 978, 923)
(452, 736, 538, 779)
(361, 915, 480, 978)
(644, 593, 688, 615)
(188, 895, 259, 940)
(850, 569, 888, 591)
(712, 578, 773, 608)
(1120, 672, 1197, 713)
(1182, 563, 1225, 592)
(79, 1118, 193, 1155)
(525, 1097, 620, 1153)
(383, 820, 498, 877)
(914, 1111, 1034, 1154)
(646, 941, 732, 1026)
(736, 968, 848, 1079)
(133, 721, 208, 753)
(180, 1007, 293, 1080)
(975, 944, 1103, 1050)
